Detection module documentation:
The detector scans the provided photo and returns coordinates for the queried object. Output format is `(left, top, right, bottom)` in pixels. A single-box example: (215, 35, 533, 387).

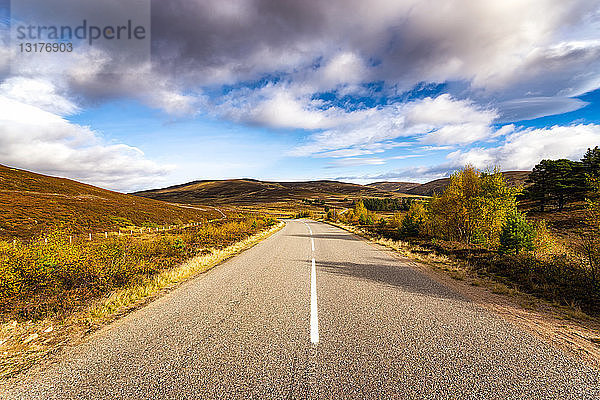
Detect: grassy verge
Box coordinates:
(0, 218, 283, 381)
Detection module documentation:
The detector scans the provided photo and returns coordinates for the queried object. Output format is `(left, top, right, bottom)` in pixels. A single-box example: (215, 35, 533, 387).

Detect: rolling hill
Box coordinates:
(0, 165, 221, 239)
(133, 178, 404, 206)
(368, 171, 531, 196)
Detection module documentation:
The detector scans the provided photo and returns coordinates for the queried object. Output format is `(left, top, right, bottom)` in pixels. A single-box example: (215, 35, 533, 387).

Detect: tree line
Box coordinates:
(526, 146, 600, 211)
(353, 197, 419, 211)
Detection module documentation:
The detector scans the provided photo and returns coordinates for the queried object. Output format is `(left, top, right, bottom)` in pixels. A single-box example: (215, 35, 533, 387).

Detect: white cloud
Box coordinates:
(497, 97, 589, 123)
(0, 96, 172, 192)
(389, 154, 424, 160)
(315, 141, 410, 158)
(314, 52, 370, 90)
(341, 123, 600, 183)
(405, 94, 496, 127)
(241, 90, 338, 130)
(289, 94, 498, 156)
(420, 145, 455, 151)
(337, 165, 452, 184)
(448, 124, 600, 170)
(0, 77, 79, 115)
(7, 0, 599, 117)
(406, 94, 498, 144)
(486, 39, 600, 98)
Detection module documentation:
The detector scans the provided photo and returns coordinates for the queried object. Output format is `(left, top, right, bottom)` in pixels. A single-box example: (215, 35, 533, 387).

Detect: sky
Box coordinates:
(1, 0, 600, 192)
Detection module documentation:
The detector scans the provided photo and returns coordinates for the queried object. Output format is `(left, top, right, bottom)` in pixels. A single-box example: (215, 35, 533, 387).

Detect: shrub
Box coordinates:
(0, 215, 274, 320)
(388, 212, 404, 229)
(499, 210, 535, 254)
(295, 210, 313, 219)
(575, 178, 600, 287)
(399, 202, 426, 237)
(352, 201, 376, 226)
(265, 217, 278, 226)
(532, 220, 557, 256)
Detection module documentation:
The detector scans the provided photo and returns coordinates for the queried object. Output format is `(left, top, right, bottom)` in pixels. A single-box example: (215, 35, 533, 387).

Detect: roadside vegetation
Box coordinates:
(327, 147, 600, 315)
(353, 197, 418, 212)
(0, 215, 278, 322)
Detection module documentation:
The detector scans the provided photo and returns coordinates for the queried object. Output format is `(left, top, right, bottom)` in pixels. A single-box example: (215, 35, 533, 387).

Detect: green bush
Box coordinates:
(499, 210, 535, 254)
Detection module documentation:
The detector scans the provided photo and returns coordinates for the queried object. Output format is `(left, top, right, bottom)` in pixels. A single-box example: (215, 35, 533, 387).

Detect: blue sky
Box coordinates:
(1, 0, 600, 192)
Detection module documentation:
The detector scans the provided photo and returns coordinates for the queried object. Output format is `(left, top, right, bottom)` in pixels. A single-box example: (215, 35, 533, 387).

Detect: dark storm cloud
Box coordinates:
(5, 0, 600, 122)
(146, 0, 600, 97)
(7, 0, 597, 117)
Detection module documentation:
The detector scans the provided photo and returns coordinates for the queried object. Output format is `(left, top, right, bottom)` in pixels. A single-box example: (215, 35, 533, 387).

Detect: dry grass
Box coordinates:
(0, 217, 278, 322)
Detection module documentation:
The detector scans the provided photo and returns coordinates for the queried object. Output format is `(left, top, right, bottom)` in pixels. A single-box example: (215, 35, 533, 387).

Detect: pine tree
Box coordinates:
(499, 210, 535, 254)
(582, 147, 600, 191)
(526, 159, 586, 211)
(582, 146, 600, 175)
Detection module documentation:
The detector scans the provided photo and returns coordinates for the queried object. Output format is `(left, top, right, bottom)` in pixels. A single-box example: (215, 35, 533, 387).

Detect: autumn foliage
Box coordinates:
(0, 216, 277, 320)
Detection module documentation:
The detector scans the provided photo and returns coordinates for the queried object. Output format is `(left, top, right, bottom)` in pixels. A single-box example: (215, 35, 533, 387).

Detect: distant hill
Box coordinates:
(367, 171, 531, 197)
(133, 178, 405, 205)
(0, 165, 221, 239)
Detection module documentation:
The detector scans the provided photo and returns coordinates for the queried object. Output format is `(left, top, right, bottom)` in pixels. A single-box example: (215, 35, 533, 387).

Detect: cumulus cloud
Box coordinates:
(289, 94, 498, 156)
(0, 77, 79, 115)
(148, 0, 599, 92)
(340, 124, 600, 183)
(6, 0, 599, 115)
(0, 96, 172, 192)
(447, 124, 600, 171)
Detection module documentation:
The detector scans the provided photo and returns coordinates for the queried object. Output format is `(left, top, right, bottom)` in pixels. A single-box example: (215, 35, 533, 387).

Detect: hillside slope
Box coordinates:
(133, 179, 403, 205)
(369, 171, 531, 196)
(0, 165, 221, 239)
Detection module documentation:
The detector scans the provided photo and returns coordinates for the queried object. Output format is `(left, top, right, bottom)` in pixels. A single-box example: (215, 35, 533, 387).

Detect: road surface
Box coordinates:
(5, 220, 600, 399)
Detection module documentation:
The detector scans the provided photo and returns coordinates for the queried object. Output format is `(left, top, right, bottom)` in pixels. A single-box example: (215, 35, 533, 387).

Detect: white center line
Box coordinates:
(304, 221, 319, 345)
(310, 256, 319, 344)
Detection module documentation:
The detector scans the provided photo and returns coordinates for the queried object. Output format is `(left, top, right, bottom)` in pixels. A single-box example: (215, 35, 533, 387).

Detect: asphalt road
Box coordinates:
(6, 220, 600, 399)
